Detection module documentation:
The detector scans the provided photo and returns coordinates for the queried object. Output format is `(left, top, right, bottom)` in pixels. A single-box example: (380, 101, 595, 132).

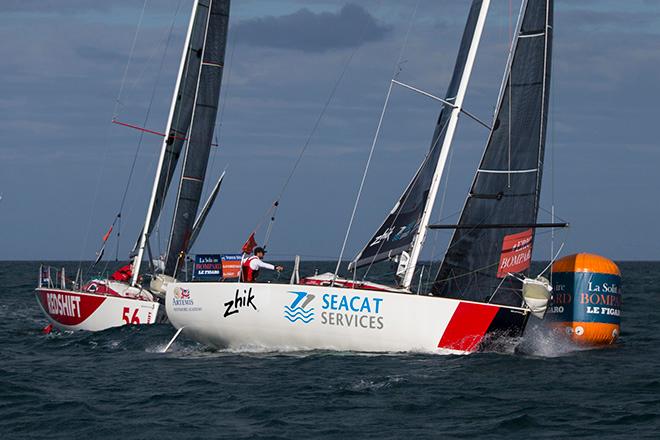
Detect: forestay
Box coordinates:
(432, 0, 553, 306)
(165, 0, 230, 275)
(350, 0, 487, 273)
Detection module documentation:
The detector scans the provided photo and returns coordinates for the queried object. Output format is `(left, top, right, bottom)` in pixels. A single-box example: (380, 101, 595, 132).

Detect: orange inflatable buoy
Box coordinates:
(546, 253, 621, 345)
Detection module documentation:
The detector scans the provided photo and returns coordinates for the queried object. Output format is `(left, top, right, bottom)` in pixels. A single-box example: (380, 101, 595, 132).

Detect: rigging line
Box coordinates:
(261, 0, 388, 248)
(426, 147, 455, 288)
(276, 46, 356, 200)
(537, 203, 568, 224)
(78, 1, 150, 279)
(434, 260, 500, 285)
(550, 15, 556, 284)
(361, 118, 450, 281)
(127, 0, 187, 98)
(333, 80, 395, 285)
(431, 209, 464, 225)
(391, 79, 492, 130)
(113, 0, 149, 120)
(539, 0, 553, 278)
(337, 0, 421, 282)
(539, 241, 565, 278)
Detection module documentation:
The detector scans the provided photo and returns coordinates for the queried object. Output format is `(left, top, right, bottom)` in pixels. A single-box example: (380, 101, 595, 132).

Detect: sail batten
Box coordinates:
(432, 0, 553, 306)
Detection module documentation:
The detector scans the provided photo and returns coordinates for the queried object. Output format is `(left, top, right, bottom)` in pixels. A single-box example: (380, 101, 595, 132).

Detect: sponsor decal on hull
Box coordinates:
(223, 287, 257, 317)
(285, 291, 315, 324)
(172, 287, 201, 312)
(320, 293, 384, 330)
(285, 291, 385, 330)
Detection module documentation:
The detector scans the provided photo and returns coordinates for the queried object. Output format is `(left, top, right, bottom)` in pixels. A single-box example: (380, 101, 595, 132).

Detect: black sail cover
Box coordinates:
(165, 0, 230, 275)
(432, 0, 553, 306)
(351, 0, 486, 271)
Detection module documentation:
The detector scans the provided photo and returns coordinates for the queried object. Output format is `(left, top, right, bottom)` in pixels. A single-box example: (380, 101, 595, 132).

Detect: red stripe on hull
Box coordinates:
(438, 302, 500, 352)
(36, 290, 106, 325)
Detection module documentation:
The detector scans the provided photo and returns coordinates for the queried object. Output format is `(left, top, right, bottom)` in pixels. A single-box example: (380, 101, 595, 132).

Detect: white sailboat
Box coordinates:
(165, 0, 560, 354)
(36, 0, 231, 331)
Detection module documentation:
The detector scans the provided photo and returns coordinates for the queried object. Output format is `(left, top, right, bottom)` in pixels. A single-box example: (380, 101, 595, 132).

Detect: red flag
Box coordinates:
(102, 225, 114, 243)
(242, 233, 257, 254)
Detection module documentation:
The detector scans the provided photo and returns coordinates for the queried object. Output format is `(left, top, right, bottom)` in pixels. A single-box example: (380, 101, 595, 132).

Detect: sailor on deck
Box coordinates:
(242, 247, 284, 282)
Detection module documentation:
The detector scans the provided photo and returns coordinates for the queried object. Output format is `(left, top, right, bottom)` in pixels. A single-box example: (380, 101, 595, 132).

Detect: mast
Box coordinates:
(131, 1, 201, 286)
(400, 0, 490, 289)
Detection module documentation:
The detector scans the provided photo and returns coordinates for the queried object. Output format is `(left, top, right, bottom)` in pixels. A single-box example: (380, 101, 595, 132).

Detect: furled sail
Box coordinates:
(350, 0, 487, 271)
(165, 0, 230, 275)
(432, 0, 553, 306)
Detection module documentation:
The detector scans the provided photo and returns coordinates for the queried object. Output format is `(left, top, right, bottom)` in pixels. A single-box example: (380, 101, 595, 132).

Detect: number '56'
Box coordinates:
(122, 307, 141, 325)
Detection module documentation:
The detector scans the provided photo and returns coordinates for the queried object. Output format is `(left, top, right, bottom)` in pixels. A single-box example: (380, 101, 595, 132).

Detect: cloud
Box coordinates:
(234, 3, 392, 52)
(0, 0, 133, 13)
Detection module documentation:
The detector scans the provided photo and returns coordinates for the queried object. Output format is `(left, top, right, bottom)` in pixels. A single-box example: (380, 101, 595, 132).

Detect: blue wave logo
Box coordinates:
(285, 291, 315, 324)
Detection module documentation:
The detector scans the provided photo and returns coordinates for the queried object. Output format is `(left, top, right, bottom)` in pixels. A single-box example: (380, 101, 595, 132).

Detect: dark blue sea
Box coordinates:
(1, 261, 658, 439)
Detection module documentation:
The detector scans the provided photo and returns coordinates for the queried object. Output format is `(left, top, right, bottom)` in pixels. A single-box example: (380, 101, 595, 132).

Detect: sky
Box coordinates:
(0, 0, 659, 263)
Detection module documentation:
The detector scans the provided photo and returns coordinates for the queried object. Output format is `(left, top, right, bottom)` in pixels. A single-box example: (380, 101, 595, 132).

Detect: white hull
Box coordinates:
(166, 281, 530, 354)
(36, 288, 160, 332)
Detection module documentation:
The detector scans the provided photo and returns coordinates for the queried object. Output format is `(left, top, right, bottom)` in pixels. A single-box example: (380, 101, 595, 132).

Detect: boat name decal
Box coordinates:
(224, 287, 257, 317)
(285, 291, 384, 330)
(320, 294, 384, 330)
(46, 293, 81, 318)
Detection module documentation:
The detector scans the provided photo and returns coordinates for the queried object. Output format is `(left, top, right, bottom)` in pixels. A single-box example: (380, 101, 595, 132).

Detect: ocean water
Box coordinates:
(1, 261, 659, 439)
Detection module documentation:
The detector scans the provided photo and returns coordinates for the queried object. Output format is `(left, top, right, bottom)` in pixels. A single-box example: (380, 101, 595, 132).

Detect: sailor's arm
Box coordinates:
(249, 259, 284, 272)
(251, 259, 274, 271)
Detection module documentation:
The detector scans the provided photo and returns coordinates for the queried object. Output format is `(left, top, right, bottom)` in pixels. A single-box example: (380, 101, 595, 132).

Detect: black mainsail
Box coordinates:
(432, 0, 553, 306)
(130, 0, 215, 259)
(350, 0, 488, 276)
(165, 0, 230, 275)
(132, 0, 230, 284)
